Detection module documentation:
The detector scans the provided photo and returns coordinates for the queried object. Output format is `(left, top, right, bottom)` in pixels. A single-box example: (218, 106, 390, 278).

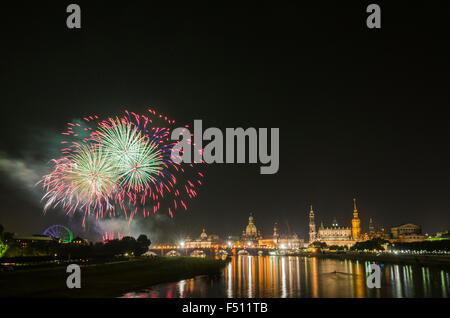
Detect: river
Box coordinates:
(122, 255, 450, 298)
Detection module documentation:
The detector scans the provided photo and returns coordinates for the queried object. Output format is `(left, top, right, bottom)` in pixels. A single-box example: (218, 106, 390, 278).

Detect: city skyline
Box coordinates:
(0, 196, 439, 244)
(1, 1, 449, 304)
(1, 2, 449, 241)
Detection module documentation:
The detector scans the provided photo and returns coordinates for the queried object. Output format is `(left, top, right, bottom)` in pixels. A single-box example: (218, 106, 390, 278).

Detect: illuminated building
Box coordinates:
(257, 223, 305, 249)
(72, 237, 88, 245)
(185, 229, 220, 248)
(13, 235, 54, 248)
(276, 233, 304, 249)
(363, 218, 390, 240)
(241, 213, 262, 244)
(309, 198, 362, 247)
(390, 224, 425, 242)
(351, 198, 361, 239)
(369, 217, 375, 235)
(316, 219, 353, 247)
(258, 223, 278, 248)
(273, 222, 280, 243)
(308, 205, 316, 243)
(434, 230, 450, 240)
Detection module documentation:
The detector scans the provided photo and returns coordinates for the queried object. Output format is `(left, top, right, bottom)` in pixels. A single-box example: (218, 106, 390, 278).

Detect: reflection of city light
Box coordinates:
(281, 256, 287, 298)
(248, 256, 252, 297)
(178, 279, 186, 298)
(227, 261, 233, 298)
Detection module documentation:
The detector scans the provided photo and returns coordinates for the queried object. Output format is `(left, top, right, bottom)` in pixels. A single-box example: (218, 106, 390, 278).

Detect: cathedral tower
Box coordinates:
(241, 213, 261, 242)
(351, 198, 361, 239)
(309, 205, 316, 243)
(369, 217, 375, 234)
(273, 222, 279, 243)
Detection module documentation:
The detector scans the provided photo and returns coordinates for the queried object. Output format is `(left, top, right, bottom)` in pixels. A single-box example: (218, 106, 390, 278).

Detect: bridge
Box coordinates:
(149, 245, 281, 257)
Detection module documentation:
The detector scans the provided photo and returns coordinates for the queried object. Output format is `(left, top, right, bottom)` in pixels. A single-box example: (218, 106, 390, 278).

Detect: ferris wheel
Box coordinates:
(43, 225, 73, 243)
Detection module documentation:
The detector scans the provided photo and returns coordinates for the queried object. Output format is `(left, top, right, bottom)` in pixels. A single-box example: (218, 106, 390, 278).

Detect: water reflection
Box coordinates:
(121, 256, 450, 298)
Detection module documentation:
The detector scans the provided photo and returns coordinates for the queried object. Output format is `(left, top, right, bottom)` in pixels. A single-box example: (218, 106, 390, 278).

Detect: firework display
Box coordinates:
(102, 231, 126, 242)
(40, 109, 203, 227)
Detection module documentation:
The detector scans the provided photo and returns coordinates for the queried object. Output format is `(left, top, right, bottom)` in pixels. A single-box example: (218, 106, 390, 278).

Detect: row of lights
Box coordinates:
(388, 250, 450, 255)
(174, 241, 289, 249)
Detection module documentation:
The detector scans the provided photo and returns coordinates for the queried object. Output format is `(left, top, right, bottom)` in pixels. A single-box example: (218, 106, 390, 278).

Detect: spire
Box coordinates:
(351, 197, 361, 239)
(332, 217, 338, 227)
(353, 197, 359, 219)
(308, 205, 316, 243)
(369, 217, 375, 234)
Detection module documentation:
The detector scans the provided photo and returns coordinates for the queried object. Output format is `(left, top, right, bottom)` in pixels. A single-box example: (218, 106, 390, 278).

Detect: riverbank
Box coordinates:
(0, 256, 226, 298)
(308, 252, 450, 268)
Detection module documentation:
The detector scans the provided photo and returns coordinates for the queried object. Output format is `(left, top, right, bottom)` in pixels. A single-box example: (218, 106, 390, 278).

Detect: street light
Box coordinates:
(180, 241, 185, 248)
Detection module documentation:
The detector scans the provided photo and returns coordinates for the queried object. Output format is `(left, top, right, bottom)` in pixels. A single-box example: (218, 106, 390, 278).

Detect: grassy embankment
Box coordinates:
(0, 256, 226, 298)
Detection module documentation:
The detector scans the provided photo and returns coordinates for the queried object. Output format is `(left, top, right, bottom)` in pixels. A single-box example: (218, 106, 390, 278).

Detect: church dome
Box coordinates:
(246, 223, 257, 236)
(245, 213, 258, 236)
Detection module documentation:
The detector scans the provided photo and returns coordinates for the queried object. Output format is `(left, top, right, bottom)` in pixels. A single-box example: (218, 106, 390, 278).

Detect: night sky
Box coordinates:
(0, 1, 449, 242)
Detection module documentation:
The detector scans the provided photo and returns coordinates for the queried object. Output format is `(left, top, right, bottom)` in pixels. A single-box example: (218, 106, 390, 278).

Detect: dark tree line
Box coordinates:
(59, 235, 152, 258)
(0, 223, 152, 259)
(351, 238, 389, 251)
(390, 240, 450, 252)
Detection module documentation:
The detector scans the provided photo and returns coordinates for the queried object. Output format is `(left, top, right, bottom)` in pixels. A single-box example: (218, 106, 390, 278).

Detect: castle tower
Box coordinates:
(309, 205, 316, 243)
(273, 222, 279, 243)
(200, 228, 207, 240)
(332, 217, 339, 227)
(351, 198, 361, 239)
(369, 217, 375, 234)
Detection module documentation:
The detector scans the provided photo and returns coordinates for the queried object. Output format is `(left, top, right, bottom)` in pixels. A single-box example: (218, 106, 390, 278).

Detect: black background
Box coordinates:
(0, 1, 449, 241)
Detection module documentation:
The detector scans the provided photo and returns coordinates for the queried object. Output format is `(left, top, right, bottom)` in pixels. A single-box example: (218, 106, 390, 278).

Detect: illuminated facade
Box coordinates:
(241, 213, 262, 243)
(351, 198, 361, 239)
(390, 223, 425, 242)
(185, 229, 220, 248)
(309, 205, 316, 243)
(309, 198, 362, 247)
(259, 223, 305, 249)
(363, 218, 390, 240)
(276, 233, 304, 249)
(316, 219, 353, 247)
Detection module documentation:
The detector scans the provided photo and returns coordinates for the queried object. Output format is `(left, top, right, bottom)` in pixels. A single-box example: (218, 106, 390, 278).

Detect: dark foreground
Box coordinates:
(313, 252, 450, 268)
(123, 255, 450, 298)
(0, 257, 226, 298)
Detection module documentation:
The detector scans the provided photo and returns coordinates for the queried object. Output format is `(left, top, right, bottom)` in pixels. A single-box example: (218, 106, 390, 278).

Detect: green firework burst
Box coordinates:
(96, 118, 164, 191)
